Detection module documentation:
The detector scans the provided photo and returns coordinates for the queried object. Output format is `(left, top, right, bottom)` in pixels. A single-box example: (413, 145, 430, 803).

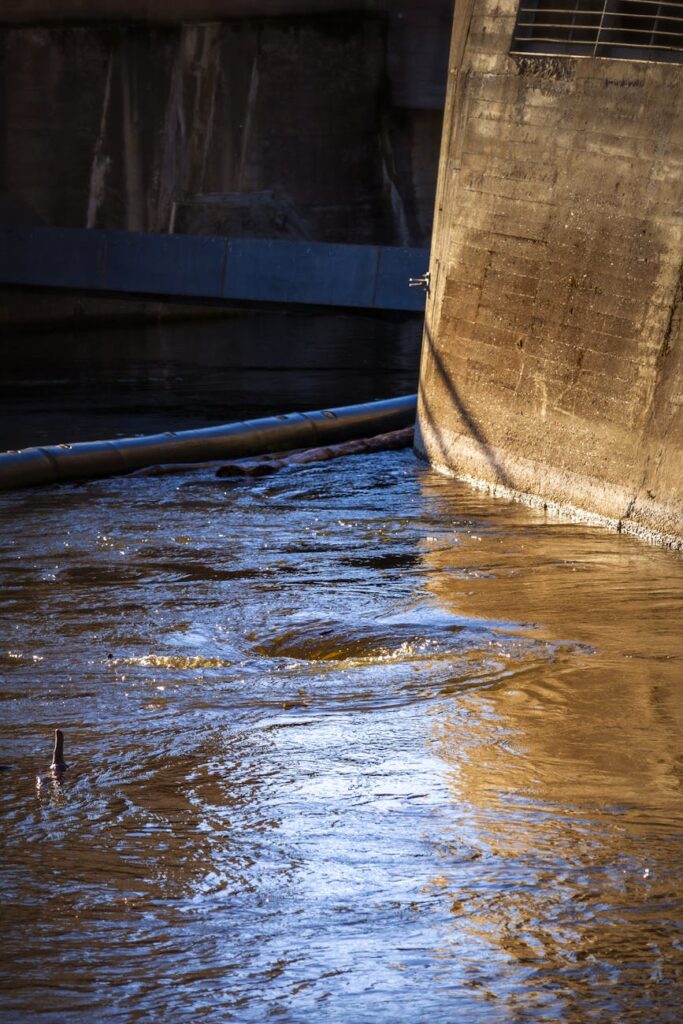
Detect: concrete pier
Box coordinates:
(416, 0, 683, 547)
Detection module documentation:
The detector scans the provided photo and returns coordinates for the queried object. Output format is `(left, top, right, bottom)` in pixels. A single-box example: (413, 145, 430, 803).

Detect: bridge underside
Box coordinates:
(0, 227, 429, 313)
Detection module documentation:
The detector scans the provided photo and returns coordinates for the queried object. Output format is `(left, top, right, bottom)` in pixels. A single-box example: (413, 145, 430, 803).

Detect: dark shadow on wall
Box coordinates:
(419, 320, 515, 489)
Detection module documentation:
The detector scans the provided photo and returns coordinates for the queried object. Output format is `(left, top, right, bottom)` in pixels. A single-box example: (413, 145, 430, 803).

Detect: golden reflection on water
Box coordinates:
(418, 474, 683, 1017)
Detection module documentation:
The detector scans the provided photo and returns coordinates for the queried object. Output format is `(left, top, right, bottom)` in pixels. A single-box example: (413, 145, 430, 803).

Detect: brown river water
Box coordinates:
(0, 314, 682, 1022)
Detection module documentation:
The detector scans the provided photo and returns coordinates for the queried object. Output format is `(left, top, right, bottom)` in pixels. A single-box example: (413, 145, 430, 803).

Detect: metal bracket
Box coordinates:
(408, 270, 430, 293)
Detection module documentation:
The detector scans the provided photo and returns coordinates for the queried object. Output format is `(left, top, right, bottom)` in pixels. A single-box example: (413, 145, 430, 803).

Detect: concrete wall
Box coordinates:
(0, 0, 445, 19)
(416, 0, 683, 547)
(0, 3, 450, 248)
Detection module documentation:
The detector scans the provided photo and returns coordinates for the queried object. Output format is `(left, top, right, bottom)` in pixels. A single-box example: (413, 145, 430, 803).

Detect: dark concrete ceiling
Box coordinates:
(1, 0, 451, 24)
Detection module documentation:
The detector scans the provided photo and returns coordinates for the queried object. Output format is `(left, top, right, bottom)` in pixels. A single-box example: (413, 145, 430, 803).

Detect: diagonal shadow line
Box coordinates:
(418, 320, 515, 489)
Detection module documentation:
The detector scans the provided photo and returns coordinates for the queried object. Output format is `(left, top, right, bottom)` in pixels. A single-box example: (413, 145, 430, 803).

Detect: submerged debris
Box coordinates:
(216, 426, 414, 478)
(36, 728, 68, 788)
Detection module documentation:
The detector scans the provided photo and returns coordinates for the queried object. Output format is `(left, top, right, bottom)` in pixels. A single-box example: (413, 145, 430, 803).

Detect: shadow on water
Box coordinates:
(0, 308, 423, 450)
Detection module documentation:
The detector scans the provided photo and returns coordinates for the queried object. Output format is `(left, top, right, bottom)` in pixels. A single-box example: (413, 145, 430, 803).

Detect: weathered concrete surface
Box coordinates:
(416, 0, 683, 548)
(0, 5, 449, 248)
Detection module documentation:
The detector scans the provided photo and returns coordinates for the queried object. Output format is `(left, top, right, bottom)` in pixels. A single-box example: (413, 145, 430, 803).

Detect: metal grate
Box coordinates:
(510, 0, 683, 62)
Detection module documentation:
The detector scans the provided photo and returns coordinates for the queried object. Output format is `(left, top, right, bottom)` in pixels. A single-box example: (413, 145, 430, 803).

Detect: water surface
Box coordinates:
(0, 310, 421, 450)
(1, 449, 681, 1022)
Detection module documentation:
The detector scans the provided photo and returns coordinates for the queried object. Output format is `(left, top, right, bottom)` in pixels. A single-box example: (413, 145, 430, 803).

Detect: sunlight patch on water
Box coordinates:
(118, 654, 236, 670)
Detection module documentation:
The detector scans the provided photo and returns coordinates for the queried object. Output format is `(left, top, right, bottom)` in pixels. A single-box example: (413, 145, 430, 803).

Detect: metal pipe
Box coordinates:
(0, 394, 417, 491)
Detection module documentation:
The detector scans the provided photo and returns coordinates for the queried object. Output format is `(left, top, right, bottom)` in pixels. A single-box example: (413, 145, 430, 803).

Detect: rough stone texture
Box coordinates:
(0, 4, 450, 248)
(416, 0, 683, 547)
